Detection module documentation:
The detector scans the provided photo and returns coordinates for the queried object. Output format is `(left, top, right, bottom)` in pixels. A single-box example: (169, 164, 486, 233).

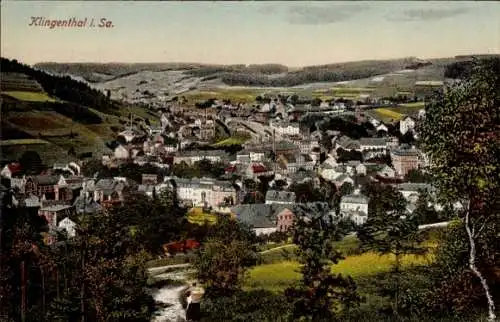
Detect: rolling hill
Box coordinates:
(33, 55, 492, 105)
(1, 58, 155, 165)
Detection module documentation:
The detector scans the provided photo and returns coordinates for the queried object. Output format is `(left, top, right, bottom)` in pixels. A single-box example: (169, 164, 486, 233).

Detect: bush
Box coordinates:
(199, 290, 291, 322)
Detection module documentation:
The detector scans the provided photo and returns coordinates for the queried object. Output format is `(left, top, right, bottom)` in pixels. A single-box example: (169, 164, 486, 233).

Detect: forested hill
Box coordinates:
(1, 58, 119, 113)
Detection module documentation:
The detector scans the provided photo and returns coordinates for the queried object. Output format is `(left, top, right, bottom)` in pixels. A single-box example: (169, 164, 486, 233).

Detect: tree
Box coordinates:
(357, 185, 426, 316)
(285, 205, 361, 321)
(193, 215, 258, 296)
(418, 58, 500, 322)
(404, 168, 429, 183)
(19, 151, 44, 174)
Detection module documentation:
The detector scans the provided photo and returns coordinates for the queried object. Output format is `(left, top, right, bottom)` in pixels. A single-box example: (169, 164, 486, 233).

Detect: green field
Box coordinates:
(2, 111, 111, 162)
(372, 108, 404, 122)
(2, 91, 57, 102)
(246, 252, 432, 292)
(212, 136, 250, 147)
(184, 89, 262, 104)
(0, 138, 50, 146)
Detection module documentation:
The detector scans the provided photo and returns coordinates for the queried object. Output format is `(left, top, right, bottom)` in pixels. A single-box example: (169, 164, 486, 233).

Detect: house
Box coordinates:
(339, 210, 368, 226)
(400, 116, 416, 135)
(345, 161, 367, 176)
(1, 162, 21, 178)
(25, 175, 66, 200)
(359, 138, 388, 152)
(236, 151, 251, 163)
(334, 136, 360, 151)
(333, 174, 355, 189)
(73, 194, 102, 214)
(38, 204, 74, 228)
(376, 123, 389, 133)
(390, 145, 424, 177)
(169, 177, 237, 208)
(92, 178, 127, 203)
(320, 163, 346, 182)
(270, 120, 300, 136)
(231, 204, 277, 236)
(396, 183, 436, 203)
(114, 145, 130, 159)
(265, 190, 296, 205)
(339, 189, 369, 225)
(173, 150, 229, 165)
(276, 208, 295, 232)
(245, 163, 273, 179)
(58, 217, 77, 238)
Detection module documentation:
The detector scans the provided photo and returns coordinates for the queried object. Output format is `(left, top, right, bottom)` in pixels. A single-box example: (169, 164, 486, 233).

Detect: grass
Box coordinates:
(187, 207, 218, 225)
(0, 138, 50, 146)
(212, 136, 249, 147)
(2, 91, 57, 102)
(184, 89, 262, 104)
(246, 252, 432, 292)
(2, 111, 111, 161)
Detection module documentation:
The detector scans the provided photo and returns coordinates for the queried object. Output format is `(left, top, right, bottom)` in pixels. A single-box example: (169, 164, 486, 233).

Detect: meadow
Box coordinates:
(212, 136, 250, 147)
(0, 138, 50, 146)
(183, 89, 263, 104)
(187, 207, 218, 225)
(2, 91, 57, 102)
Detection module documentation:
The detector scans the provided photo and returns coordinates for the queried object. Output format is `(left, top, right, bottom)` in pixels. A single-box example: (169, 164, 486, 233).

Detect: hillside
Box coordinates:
(1, 58, 155, 165)
(33, 56, 481, 105)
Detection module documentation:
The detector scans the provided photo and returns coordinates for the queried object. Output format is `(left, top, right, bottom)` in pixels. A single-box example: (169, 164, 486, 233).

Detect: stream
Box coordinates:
(148, 264, 194, 322)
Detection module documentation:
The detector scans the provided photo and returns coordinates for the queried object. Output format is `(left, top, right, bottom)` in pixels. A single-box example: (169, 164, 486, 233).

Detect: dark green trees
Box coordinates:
(419, 58, 500, 321)
(286, 207, 360, 321)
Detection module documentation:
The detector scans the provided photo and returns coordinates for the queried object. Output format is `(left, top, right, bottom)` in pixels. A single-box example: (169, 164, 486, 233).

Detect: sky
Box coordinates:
(1, 1, 499, 66)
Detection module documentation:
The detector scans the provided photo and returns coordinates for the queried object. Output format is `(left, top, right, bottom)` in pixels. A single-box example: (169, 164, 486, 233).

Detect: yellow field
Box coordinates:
(374, 108, 404, 121)
(187, 207, 218, 225)
(3, 91, 57, 102)
(246, 252, 432, 292)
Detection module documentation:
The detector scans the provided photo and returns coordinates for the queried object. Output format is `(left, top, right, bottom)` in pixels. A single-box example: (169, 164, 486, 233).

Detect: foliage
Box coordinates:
(199, 290, 291, 322)
(1, 58, 119, 113)
(193, 215, 258, 296)
(404, 169, 430, 183)
(0, 198, 156, 322)
(171, 159, 226, 179)
(357, 184, 427, 315)
(285, 211, 361, 321)
(290, 181, 324, 203)
(418, 57, 500, 320)
(19, 150, 45, 174)
(81, 159, 168, 183)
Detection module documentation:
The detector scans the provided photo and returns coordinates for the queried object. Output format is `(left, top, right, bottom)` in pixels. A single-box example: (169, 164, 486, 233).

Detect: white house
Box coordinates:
(339, 189, 369, 225)
(370, 118, 381, 127)
(376, 124, 388, 133)
(400, 116, 416, 135)
(114, 145, 130, 159)
(58, 217, 77, 238)
(170, 177, 237, 208)
(345, 161, 367, 176)
(270, 120, 300, 136)
(319, 163, 345, 182)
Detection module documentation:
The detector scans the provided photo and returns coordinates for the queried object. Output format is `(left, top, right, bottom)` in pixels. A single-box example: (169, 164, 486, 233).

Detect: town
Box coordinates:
(1, 2, 499, 322)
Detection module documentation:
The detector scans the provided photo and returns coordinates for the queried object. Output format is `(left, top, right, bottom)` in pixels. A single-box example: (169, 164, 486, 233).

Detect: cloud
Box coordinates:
(258, 4, 370, 25)
(387, 7, 472, 22)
